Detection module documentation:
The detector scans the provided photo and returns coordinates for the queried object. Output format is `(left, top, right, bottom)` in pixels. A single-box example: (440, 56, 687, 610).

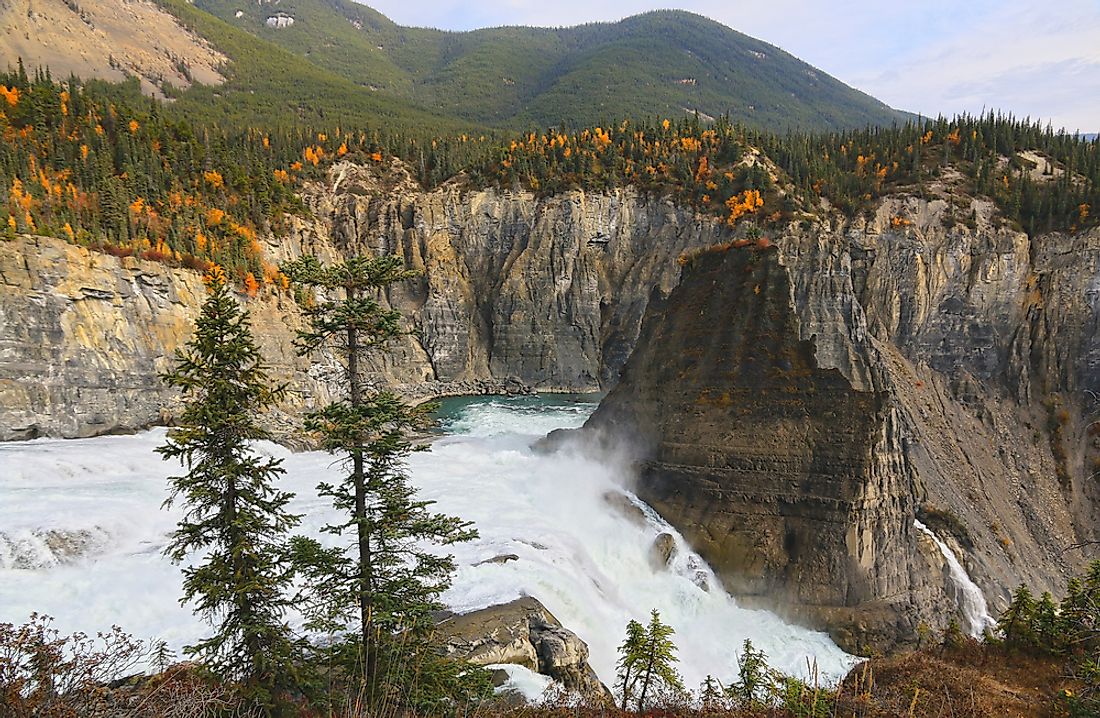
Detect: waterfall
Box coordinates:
(914, 519, 996, 636)
(0, 396, 858, 687)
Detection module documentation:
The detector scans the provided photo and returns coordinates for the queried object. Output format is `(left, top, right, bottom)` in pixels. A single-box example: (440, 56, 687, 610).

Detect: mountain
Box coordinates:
(152, 0, 479, 131)
(0, 0, 478, 131)
(0, 0, 907, 132)
(0, 0, 226, 98)
(188, 1, 908, 131)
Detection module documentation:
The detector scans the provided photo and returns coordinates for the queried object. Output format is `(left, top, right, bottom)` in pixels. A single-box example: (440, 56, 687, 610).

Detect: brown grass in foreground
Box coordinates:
(0, 617, 1075, 718)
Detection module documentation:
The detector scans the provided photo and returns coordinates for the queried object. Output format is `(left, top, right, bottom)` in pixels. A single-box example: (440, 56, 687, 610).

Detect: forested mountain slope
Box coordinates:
(189, 1, 908, 130)
(1, 0, 908, 132)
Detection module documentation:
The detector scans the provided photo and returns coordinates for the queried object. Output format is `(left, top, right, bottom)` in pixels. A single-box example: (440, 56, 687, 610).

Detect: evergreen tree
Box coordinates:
(151, 640, 176, 674)
(158, 267, 301, 709)
(1034, 591, 1060, 653)
(699, 674, 725, 711)
(728, 638, 773, 708)
(943, 617, 966, 650)
(615, 609, 683, 711)
(1061, 562, 1100, 654)
(998, 585, 1037, 649)
(282, 254, 478, 702)
(614, 618, 647, 710)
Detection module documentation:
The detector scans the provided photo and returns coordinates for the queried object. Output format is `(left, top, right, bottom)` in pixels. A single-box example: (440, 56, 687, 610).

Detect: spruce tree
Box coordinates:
(1033, 591, 1060, 653)
(699, 674, 725, 711)
(998, 585, 1037, 649)
(282, 254, 478, 699)
(158, 268, 301, 708)
(615, 618, 647, 710)
(614, 609, 683, 711)
(728, 638, 772, 708)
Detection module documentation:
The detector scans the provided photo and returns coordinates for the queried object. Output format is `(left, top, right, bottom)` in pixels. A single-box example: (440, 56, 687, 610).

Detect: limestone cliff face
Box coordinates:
(582, 201, 1100, 653)
(781, 199, 1099, 610)
(3, 163, 1097, 657)
(280, 161, 726, 394)
(0, 235, 325, 441)
(0, 162, 726, 439)
(582, 245, 955, 653)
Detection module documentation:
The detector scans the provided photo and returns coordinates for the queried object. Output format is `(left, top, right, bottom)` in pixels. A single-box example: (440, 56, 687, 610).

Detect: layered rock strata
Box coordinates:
(581, 208, 1100, 652)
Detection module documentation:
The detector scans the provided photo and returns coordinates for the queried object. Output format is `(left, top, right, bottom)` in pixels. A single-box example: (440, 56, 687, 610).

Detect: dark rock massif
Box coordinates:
(582, 245, 950, 652)
(581, 203, 1100, 652)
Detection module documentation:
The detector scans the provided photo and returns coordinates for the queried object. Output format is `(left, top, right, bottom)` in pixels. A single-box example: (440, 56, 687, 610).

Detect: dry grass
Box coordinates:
(1, 615, 1075, 718)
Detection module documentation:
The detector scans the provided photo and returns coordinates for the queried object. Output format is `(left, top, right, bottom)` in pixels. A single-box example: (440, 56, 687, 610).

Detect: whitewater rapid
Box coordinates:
(0, 395, 856, 689)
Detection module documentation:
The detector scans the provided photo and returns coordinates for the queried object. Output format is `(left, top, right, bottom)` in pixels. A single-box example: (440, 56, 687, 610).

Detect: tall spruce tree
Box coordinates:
(614, 609, 683, 711)
(158, 268, 300, 708)
(728, 639, 772, 708)
(282, 254, 478, 698)
(615, 618, 647, 710)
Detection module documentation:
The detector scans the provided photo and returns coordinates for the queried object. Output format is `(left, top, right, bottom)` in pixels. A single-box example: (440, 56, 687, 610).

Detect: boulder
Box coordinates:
(435, 596, 608, 697)
(648, 532, 677, 570)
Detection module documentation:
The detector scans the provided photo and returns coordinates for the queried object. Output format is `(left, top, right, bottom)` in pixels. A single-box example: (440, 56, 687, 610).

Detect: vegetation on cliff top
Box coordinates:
(2, 68, 1098, 285)
(0, 68, 491, 284)
(485, 113, 1100, 237)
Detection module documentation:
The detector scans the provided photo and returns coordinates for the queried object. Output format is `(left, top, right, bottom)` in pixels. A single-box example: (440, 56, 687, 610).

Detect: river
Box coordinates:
(0, 394, 855, 690)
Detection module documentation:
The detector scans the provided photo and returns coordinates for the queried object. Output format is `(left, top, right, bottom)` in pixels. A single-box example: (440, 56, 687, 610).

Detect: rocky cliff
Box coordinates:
(0, 235, 324, 441)
(435, 596, 606, 696)
(581, 201, 1100, 652)
(0, 161, 725, 439)
(281, 160, 725, 392)
(3, 161, 1097, 656)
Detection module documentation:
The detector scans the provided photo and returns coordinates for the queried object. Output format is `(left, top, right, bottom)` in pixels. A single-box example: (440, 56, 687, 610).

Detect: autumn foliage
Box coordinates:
(2, 68, 1098, 291)
(0, 69, 469, 286)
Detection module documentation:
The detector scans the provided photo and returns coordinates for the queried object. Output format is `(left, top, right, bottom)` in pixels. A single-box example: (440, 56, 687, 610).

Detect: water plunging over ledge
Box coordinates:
(0, 395, 856, 687)
(914, 519, 996, 637)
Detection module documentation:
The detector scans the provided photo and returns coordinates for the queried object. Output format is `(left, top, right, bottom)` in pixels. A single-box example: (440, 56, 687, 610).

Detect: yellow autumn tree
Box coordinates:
(725, 190, 764, 226)
(0, 85, 19, 106)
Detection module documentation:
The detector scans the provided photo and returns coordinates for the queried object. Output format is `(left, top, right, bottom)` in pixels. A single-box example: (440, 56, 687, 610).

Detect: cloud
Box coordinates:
(361, 0, 1100, 131)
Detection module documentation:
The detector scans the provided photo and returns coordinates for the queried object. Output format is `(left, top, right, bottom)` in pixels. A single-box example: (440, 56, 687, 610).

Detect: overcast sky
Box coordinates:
(362, 0, 1100, 132)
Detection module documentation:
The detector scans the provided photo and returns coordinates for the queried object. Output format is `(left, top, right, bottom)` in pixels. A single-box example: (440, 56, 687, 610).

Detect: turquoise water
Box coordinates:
(433, 393, 601, 436)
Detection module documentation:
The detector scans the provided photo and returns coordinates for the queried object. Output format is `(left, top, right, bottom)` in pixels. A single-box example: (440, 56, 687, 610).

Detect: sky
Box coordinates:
(362, 0, 1100, 132)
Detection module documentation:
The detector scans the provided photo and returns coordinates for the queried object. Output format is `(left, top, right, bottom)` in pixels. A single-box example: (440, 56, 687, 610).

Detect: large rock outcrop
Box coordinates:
(0, 235, 325, 441)
(1, 160, 726, 439)
(582, 244, 952, 652)
(2, 161, 1097, 656)
(280, 160, 724, 392)
(435, 596, 607, 696)
(581, 203, 1100, 652)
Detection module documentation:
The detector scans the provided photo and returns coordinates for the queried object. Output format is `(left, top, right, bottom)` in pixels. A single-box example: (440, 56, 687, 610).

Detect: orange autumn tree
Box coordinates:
(725, 190, 763, 226)
(243, 272, 260, 297)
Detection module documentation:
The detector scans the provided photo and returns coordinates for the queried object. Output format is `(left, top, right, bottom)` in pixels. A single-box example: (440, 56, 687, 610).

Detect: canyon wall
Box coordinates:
(581, 200, 1100, 652)
(279, 160, 725, 392)
(0, 235, 322, 441)
(2, 161, 1096, 654)
(0, 160, 725, 440)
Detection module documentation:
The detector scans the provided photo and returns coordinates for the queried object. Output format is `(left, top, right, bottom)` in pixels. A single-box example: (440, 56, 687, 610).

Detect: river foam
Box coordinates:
(0, 395, 855, 688)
